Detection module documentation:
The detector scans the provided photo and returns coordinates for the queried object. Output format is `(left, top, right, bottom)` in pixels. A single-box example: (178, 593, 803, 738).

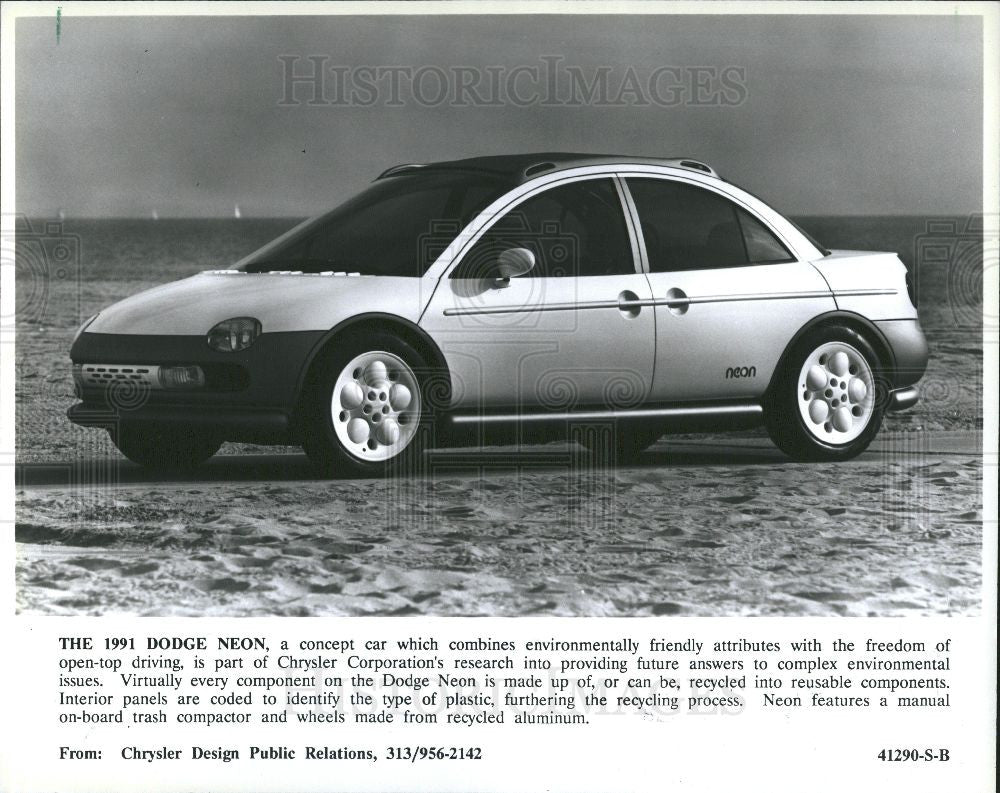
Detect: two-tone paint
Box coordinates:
(69, 157, 927, 443)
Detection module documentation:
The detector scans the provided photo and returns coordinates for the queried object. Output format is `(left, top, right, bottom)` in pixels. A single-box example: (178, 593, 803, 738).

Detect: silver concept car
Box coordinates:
(69, 153, 927, 472)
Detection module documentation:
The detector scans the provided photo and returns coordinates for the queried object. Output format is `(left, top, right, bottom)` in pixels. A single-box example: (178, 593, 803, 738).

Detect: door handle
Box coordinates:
(617, 290, 643, 319)
(665, 287, 689, 315)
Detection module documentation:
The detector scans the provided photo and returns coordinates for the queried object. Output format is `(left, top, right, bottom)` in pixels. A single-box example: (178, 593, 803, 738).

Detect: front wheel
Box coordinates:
(301, 333, 431, 476)
(110, 424, 221, 471)
(765, 325, 887, 462)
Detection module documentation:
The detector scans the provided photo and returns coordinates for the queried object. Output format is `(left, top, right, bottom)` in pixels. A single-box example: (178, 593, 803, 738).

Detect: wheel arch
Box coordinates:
(290, 312, 452, 429)
(765, 310, 897, 397)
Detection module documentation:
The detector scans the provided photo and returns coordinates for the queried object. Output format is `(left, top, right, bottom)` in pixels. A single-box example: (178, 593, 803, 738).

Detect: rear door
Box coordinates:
(421, 176, 656, 411)
(622, 176, 835, 402)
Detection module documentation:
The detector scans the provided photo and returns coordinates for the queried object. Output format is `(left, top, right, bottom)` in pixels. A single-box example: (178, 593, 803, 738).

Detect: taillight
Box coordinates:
(905, 269, 917, 308)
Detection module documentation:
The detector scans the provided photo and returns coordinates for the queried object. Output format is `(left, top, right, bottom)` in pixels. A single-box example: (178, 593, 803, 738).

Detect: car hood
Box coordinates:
(87, 271, 430, 335)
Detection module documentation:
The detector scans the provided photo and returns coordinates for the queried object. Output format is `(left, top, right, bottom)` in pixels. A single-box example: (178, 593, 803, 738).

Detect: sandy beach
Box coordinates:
(13, 216, 985, 616)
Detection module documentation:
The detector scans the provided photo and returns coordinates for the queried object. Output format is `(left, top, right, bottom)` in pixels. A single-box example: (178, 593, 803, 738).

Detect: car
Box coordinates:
(68, 152, 928, 473)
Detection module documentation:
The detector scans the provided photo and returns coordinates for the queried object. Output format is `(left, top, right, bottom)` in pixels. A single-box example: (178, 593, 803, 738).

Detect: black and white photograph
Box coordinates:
(1, 2, 996, 791)
(11, 5, 989, 618)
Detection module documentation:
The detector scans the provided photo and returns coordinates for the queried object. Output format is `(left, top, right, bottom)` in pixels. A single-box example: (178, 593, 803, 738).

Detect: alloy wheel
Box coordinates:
(331, 351, 421, 462)
(796, 341, 876, 445)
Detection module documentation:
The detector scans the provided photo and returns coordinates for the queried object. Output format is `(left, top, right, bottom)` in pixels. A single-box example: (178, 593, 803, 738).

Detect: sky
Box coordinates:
(15, 12, 984, 217)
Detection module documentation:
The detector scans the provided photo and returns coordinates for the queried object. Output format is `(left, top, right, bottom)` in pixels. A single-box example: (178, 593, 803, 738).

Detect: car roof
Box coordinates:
(377, 152, 720, 183)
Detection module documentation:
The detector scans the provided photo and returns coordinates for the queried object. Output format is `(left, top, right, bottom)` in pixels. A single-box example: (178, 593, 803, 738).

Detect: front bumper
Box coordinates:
(67, 401, 292, 443)
(68, 329, 325, 442)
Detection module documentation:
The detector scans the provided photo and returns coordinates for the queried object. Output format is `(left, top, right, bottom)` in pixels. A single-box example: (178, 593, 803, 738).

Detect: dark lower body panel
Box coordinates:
(67, 402, 293, 445)
(444, 401, 765, 447)
(68, 387, 919, 447)
(68, 327, 922, 447)
(68, 329, 324, 443)
(68, 399, 767, 446)
(70, 329, 325, 407)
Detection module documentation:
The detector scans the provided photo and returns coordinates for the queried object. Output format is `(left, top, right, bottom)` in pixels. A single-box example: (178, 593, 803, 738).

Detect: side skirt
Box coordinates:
(441, 401, 764, 447)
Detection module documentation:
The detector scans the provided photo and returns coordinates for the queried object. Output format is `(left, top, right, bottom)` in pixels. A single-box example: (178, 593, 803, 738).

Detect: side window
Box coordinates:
(737, 208, 794, 264)
(626, 178, 793, 272)
(453, 178, 633, 279)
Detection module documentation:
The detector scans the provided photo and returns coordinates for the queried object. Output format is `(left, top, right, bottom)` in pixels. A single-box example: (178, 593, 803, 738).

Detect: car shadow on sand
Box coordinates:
(16, 439, 800, 488)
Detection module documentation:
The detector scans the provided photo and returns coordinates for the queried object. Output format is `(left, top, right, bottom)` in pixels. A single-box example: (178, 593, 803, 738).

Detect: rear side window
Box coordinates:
(737, 208, 795, 264)
(453, 178, 634, 279)
(626, 178, 794, 272)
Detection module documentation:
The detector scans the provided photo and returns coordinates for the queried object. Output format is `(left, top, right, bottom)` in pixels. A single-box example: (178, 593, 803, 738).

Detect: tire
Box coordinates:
(110, 424, 221, 471)
(300, 331, 434, 476)
(765, 324, 888, 462)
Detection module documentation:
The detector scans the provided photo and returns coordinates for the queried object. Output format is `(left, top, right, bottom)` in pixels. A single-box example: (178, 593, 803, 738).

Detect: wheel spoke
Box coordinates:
(346, 417, 370, 444)
(364, 360, 388, 385)
(389, 383, 412, 410)
(340, 381, 364, 409)
(808, 398, 829, 424)
(806, 365, 826, 391)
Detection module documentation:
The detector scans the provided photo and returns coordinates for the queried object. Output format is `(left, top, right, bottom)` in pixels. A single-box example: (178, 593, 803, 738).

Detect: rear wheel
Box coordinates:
(765, 325, 887, 461)
(110, 424, 221, 471)
(301, 332, 430, 476)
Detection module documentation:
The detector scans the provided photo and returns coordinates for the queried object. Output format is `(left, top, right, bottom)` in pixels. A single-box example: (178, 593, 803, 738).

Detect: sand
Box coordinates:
(13, 216, 985, 616)
(15, 435, 981, 616)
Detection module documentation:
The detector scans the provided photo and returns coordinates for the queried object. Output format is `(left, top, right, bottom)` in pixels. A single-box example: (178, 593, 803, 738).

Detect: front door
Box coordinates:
(421, 176, 656, 412)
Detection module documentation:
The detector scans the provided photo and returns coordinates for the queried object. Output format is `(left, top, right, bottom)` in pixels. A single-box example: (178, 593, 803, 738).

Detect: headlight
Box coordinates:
(72, 314, 99, 346)
(207, 317, 261, 352)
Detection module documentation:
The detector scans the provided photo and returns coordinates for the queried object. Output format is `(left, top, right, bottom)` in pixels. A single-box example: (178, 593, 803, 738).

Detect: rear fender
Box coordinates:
(766, 311, 896, 396)
(811, 251, 917, 319)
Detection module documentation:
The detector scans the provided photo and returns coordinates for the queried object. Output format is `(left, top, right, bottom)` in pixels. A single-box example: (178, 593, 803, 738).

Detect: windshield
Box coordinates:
(234, 171, 513, 276)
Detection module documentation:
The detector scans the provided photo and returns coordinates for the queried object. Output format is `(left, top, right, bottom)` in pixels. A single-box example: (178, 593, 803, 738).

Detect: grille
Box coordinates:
(74, 364, 162, 389)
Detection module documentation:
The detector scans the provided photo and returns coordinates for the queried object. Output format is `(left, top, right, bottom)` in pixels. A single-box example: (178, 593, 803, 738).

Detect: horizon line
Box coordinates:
(16, 212, 985, 222)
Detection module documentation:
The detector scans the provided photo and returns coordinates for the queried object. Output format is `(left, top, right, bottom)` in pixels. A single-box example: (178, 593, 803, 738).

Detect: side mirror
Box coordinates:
(490, 247, 535, 288)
